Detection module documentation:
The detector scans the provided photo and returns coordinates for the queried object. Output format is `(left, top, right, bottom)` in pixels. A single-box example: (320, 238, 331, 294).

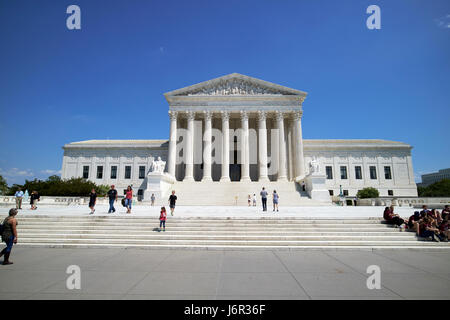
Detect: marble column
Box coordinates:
(202, 110, 213, 182)
(184, 111, 195, 182)
(276, 111, 288, 181)
(293, 110, 305, 180)
(220, 111, 231, 182)
(168, 111, 178, 178)
(240, 110, 251, 182)
(257, 111, 269, 182)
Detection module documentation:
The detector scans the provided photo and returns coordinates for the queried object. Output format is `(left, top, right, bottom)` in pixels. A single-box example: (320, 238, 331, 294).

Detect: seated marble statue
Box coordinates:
(150, 157, 166, 174)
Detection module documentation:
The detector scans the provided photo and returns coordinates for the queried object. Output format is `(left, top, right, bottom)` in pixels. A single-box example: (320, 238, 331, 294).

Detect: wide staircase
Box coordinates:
(10, 215, 450, 249)
(170, 181, 330, 206)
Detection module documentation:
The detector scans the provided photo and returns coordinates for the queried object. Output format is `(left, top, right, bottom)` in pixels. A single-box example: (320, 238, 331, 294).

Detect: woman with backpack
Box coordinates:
(0, 208, 18, 265)
(125, 186, 133, 214)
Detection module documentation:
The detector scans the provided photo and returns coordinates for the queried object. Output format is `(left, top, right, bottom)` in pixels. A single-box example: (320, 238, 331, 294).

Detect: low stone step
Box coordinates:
(18, 234, 417, 241)
(17, 229, 408, 236)
(16, 238, 449, 247)
(14, 243, 450, 250)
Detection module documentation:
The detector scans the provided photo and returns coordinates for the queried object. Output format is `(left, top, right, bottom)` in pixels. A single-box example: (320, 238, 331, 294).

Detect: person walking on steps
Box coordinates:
(125, 186, 133, 214)
(1, 208, 18, 265)
(159, 207, 167, 232)
(151, 194, 156, 206)
(15, 189, 24, 210)
(89, 188, 97, 215)
(272, 190, 279, 212)
(107, 185, 118, 214)
(252, 194, 257, 207)
(168, 190, 177, 216)
(260, 187, 268, 212)
(30, 191, 40, 210)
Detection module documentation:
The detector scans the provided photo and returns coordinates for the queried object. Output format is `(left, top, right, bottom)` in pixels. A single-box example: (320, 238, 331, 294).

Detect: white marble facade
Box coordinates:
(61, 73, 418, 201)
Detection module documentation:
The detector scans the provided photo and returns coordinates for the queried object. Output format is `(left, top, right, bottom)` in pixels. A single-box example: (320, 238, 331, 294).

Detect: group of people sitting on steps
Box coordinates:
(383, 205, 450, 242)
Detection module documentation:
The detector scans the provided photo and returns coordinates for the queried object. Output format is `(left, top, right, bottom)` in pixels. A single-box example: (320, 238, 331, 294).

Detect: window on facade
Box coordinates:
(340, 166, 348, 179)
(384, 166, 392, 180)
(139, 166, 146, 179)
(96, 166, 103, 179)
(370, 166, 377, 179)
(355, 166, 362, 180)
(343, 190, 349, 196)
(326, 166, 333, 179)
(82, 166, 89, 179)
(329, 190, 334, 196)
(111, 166, 117, 179)
(388, 190, 394, 196)
(125, 166, 131, 179)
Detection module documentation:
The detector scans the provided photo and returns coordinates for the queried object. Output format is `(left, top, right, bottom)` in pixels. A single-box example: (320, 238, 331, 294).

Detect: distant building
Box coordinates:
(420, 168, 450, 186)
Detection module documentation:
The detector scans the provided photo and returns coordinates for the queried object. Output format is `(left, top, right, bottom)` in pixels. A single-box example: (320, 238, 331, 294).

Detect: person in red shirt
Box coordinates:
(159, 207, 167, 232)
(438, 219, 449, 241)
(441, 205, 450, 221)
(407, 211, 422, 236)
(419, 217, 440, 242)
(125, 186, 133, 214)
(383, 206, 405, 228)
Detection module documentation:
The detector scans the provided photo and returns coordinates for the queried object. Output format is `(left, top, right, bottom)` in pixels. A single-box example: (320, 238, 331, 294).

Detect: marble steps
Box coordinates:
(9, 215, 450, 249)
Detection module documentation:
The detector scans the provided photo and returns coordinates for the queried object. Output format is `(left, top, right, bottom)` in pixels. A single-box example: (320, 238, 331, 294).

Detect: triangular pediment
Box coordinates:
(164, 73, 306, 97)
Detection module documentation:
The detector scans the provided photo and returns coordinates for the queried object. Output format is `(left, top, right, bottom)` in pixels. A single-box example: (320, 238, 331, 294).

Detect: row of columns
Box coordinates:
(167, 110, 305, 182)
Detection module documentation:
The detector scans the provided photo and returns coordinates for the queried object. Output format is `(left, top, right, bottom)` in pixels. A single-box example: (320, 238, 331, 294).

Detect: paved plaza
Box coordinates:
(0, 247, 449, 300)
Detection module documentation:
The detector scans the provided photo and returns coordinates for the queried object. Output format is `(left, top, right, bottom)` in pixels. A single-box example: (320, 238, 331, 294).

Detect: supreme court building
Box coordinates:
(61, 73, 418, 205)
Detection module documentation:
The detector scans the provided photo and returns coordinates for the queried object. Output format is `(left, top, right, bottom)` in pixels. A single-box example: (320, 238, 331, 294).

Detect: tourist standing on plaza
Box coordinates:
(247, 195, 251, 207)
(159, 207, 167, 232)
(0, 208, 18, 265)
(151, 194, 156, 206)
(125, 186, 133, 214)
(272, 190, 279, 212)
(107, 185, 118, 213)
(252, 194, 257, 206)
(168, 190, 177, 216)
(260, 187, 268, 212)
(14, 188, 24, 210)
(88, 188, 97, 215)
(30, 191, 40, 210)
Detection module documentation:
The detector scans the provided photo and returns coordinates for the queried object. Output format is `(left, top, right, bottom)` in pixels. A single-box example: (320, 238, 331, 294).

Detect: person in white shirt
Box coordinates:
(14, 189, 24, 210)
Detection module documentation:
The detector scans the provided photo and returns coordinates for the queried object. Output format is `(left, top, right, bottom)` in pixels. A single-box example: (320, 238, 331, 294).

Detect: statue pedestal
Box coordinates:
(305, 173, 331, 203)
(144, 172, 176, 204)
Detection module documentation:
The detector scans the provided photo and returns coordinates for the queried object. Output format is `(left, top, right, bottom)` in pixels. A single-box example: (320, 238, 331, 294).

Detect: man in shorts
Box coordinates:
(168, 190, 177, 216)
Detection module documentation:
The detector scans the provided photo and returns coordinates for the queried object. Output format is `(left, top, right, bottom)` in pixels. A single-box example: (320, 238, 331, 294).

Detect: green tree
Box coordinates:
(0, 175, 8, 195)
(7, 176, 110, 197)
(356, 187, 380, 199)
(418, 179, 450, 197)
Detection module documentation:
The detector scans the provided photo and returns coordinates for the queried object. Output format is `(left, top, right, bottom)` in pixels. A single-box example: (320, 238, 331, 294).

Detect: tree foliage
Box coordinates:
(7, 175, 110, 197)
(356, 187, 380, 199)
(0, 175, 8, 195)
(418, 179, 450, 197)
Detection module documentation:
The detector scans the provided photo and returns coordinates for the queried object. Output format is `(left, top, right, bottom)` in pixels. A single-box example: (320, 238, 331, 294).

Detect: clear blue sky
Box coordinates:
(0, 0, 449, 185)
